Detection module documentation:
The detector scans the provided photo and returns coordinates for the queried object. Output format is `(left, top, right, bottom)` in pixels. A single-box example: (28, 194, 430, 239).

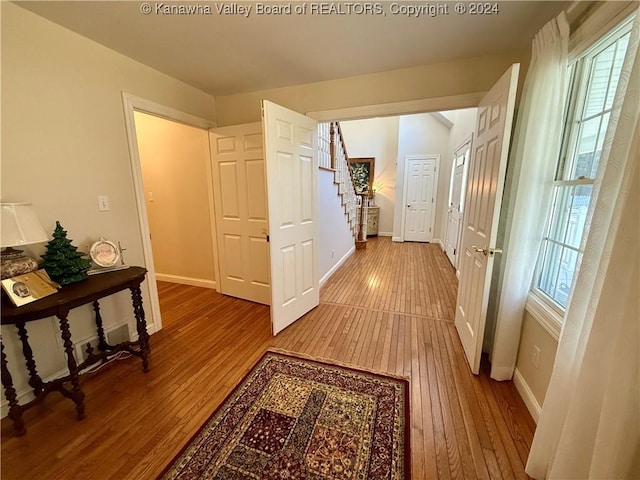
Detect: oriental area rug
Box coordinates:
(160, 351, 410, 479)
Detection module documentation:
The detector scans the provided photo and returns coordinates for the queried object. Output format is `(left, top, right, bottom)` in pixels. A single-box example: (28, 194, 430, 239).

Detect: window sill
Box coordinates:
(525, 292, 563, 341)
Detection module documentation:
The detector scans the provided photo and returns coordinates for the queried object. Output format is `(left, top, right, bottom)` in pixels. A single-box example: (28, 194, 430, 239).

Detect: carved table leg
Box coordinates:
(57, 313, 86, 420)
(1, 338, 26, 436)
(92, 300, 108, 351)
(130, 286, 150, 372)
(16, 322, 44, 395)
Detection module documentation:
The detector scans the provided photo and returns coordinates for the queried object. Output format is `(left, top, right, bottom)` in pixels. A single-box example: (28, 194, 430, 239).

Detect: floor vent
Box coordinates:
(74, 324, 131, 363)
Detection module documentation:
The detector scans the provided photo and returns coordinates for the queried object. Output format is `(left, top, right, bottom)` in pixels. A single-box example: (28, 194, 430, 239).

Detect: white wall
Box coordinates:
(340, 117, 399, 235)
(318, 170, 355, 284)
(394, 114, 451, 242)
(514, 311, 559, 421)
(1, 3, 216, 413)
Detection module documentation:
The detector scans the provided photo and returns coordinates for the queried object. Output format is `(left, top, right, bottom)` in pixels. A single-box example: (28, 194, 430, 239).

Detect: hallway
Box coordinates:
(1, 238, 534, 479)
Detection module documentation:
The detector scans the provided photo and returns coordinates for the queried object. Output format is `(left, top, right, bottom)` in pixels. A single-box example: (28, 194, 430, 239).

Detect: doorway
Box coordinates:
(122, 93, 217, 332)
(134, 112, 216, 288)
(444, 136, 472, 272)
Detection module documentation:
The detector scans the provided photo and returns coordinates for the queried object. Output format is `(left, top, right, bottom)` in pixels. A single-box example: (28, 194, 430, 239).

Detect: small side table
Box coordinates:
(367, 206, 379, 236)
(0, 266, 150, 436)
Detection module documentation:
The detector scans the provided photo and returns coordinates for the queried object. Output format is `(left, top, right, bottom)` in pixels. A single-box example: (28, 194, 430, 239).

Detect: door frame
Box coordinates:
(445, 134, 473, 271)
(121, 93, 218, 333)
(400, 154, 439, 242)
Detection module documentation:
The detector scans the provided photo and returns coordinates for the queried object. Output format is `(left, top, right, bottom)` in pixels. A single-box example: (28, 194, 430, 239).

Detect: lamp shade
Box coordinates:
(1, 203, 49, 248)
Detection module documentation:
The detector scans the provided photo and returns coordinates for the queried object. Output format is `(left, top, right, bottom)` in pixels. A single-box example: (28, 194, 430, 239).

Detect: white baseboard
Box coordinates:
(513, 367, 541, 423)
(490, 364, 516, 381)
(435, 238, 444, 249)
(320, 246, 355, 287)
(378, 231, 393, 237)
(155, 273, 216, 289)
(392, 236, 403, 242)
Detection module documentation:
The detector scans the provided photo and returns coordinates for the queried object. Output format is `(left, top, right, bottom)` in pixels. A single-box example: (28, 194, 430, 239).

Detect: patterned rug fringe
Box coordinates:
(266, 347, 412, 382)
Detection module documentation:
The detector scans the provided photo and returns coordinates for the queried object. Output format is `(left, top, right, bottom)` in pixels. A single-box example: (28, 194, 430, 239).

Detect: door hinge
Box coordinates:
(454, 248, 456, 255)
(266, 235, 270, 242)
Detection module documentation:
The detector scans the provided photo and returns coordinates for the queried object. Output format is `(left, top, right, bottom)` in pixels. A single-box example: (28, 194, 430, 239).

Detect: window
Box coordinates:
(534, 19, 632, 310)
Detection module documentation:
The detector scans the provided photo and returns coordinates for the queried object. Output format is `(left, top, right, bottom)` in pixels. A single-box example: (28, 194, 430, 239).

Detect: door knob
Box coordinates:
(471, 246, 502, 256)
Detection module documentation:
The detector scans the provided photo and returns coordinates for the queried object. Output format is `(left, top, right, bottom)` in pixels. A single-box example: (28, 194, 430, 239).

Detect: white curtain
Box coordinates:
(527, 10, 640, 479)
(489, 12, 570, 380)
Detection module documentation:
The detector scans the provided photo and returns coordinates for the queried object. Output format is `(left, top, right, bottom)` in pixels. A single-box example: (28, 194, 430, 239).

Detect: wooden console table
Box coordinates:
(0, 266, 150, 436)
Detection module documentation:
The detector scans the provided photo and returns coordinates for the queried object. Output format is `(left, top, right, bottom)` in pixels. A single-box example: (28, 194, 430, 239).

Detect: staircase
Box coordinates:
(318, 121, 359, 237)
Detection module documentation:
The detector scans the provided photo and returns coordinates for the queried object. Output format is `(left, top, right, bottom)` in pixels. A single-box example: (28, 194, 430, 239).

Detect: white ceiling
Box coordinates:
(16, 1, 570, 97)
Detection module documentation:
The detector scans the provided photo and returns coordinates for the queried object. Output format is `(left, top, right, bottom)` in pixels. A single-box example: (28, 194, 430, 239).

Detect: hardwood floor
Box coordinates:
(1, 237, 535, 479)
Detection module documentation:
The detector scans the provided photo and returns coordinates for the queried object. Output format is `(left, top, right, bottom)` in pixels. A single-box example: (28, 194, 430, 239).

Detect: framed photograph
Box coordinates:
(348, 157, 375, 197)
(1, 270, 59, 307)
(90, 239, 121, 268)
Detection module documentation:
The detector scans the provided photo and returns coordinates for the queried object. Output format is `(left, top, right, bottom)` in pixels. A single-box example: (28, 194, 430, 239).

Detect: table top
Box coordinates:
(1, 267, 147, 324)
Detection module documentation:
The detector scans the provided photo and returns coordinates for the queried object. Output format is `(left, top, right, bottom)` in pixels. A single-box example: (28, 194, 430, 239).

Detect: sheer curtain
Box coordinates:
(526, 10, 640, 479)
(489, 13, 569, 380)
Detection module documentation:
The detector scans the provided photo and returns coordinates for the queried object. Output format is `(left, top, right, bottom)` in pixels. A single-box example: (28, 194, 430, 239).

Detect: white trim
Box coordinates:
(526, 292, 563, 341)
(320, 246, 355, 287)
(435, 238, 444, 249)
(306, 93, 485, 122)
(155, 273, 217, 289)
(392, 236, 404, 242)
(378, 231, 393, 237)
(205, 131, 222, 293)
(121, 93, 216, 333)
(513, 367, 542, 423)
(569, 1, 637, 61)
(121, 93, 216, 129)
(400, 154, 440, 243)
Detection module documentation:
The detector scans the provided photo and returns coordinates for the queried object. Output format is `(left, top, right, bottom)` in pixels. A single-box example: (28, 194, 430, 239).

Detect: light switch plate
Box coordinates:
(98, 195, 110, 211)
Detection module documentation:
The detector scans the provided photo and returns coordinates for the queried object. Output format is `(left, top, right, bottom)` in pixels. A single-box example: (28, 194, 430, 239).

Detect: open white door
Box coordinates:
(445, 138, 472, 270)
(262, 100, 319, 335)
(455, 65, 519, 374)
(209, 123, 271, 305)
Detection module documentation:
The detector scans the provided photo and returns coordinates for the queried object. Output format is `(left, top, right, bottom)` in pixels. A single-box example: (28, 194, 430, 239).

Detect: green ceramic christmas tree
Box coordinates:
(40, 221, 91, 286)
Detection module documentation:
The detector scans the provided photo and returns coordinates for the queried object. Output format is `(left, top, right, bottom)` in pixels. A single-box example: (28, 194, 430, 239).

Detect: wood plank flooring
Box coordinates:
(0, 237, 535, 479)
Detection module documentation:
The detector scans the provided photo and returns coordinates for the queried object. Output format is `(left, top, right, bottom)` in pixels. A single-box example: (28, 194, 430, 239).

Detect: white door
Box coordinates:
(209, 123, 271, 305)
(262, 100, 319, 335)
(455, 65, 519, 374)
(444, 162, 464, 265)
(403, 155, 437, 242)
(445, 140, 471, 269)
